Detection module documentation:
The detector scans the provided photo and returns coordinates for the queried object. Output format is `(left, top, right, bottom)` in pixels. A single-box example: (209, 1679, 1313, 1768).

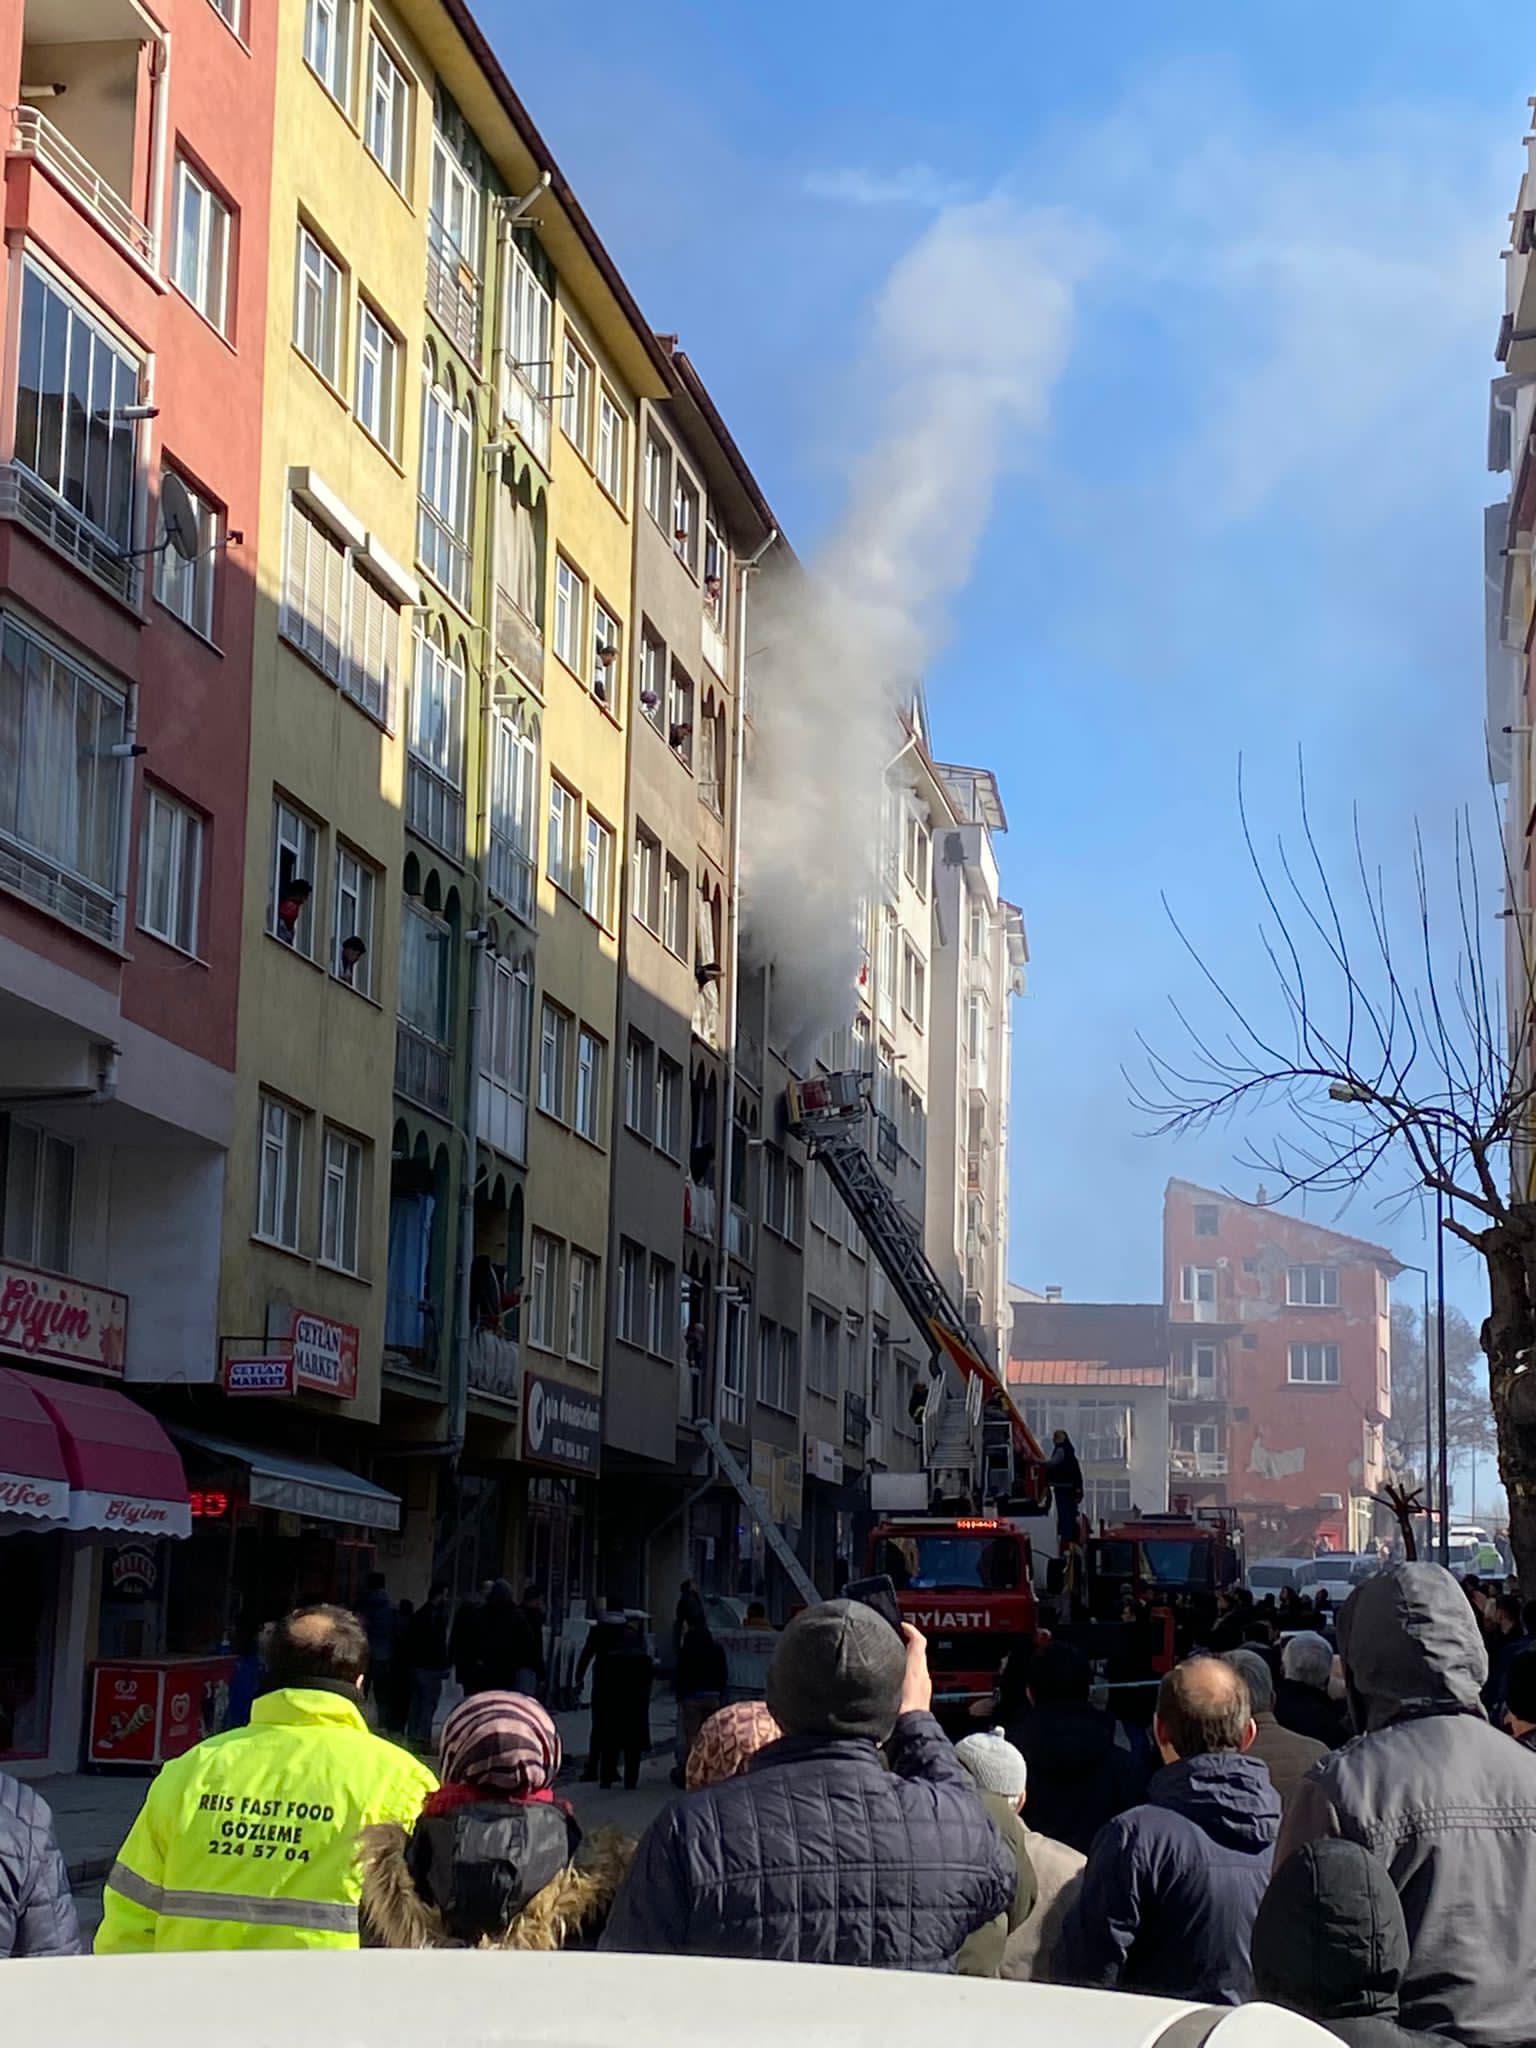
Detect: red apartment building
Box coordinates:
(1163, 1179, 1399, 1557)
(0, 0, 275, 1770)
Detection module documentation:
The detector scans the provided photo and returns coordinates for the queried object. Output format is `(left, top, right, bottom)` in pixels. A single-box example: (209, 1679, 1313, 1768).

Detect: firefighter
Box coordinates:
(97, 1605, 436, 1953)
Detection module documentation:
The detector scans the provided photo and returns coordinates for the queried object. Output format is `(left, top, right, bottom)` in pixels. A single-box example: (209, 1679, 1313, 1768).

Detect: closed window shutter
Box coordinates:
(283, 503, 308, 644)
(319, 529, 345, 679)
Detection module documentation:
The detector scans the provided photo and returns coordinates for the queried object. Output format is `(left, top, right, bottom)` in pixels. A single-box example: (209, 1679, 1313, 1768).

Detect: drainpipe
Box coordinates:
(112, 687, 140, 946)
(710, 526, 777, 1435)
(146, 34, 170, 269)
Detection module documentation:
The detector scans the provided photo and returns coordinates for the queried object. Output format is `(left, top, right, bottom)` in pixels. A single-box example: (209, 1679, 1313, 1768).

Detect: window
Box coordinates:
(596, 388, 626, 503)
(407, 626, 464, 852)
(699, 699, 724, 813)
(256, 1093, 304, 1250)
(538, 1001, 570, 1120)
(294, 226, 342, 384)
(583, 813, 615, 925)
(1193, 1204, 1219, 1237)
(14, 265, 142, 565)
(655, 1053, 683, 1160)
(646, 1255, 676, 1357)
(662, 858, 690, 958)
(1289, 1342, 1340, 1385)
(282, 499, 345, 678)
(365, 34, 410, 189)
(331, 844, 376, 995)
(561, 334, 593, 456)
(591, 599, 620, 707)
(901, 943, 926, 1026)
(722, 1299, 748, 1424)
(355, 303, 400, 453)
(488, 715, 538, 920)
(879, 914, 899, 1031)
(672, 465, 699, 572)
(528, 1230, 562, 1351)
(346, 569, 398, 727)
(501, 245, 553, 459)
(644, 428, 671, 525)
(554, 557, 585, 671)
(138, 786, 202, 955)
(1077, 1400, 1130, 1464)
(1085, 1478, 1132, 1521)
(1286, 1264, 1339, 1308)
(1187, 1341, 1219, 1388)
(418, 360, 473, 602)
(319, 1128, 363, 1274)
(172, 157, 232, 332)
(903, 813, 929, 898)
(639, 622, 667, 728)
(209, 0, 242, 27)
(575, 1027, 606, 1143)
(703, 521, 727, 626)
(568, 1249, 598, 1364)
(398, 898, 449, 1040)
(632, 824, 661, 931)
(304, 0, 353, 105)
(268, 796, 319, 954)
(0, 1117, 75, 1272)
(667, 661, 694, 762)
(429, 134, 479, 273)
(757, 1319, 799, 1413)
(547, 777, 578, 894)
(1180, 1265, 1216, 1306)
(154, 471, 218, 638)
(624, 1031, 655, 1140)
(481, 952, 532, 1095)
(968, 899, 986, 959)
(808, 1305, 840, 1396)
(618, 1239, 646, 1346)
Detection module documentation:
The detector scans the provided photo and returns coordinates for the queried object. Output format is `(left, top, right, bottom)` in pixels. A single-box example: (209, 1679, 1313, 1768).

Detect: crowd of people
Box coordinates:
(1, 1559, 1534, 2048)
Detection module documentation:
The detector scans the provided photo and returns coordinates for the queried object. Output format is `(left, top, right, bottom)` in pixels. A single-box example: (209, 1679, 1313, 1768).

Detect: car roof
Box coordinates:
(10, 1952, 1337, 2048)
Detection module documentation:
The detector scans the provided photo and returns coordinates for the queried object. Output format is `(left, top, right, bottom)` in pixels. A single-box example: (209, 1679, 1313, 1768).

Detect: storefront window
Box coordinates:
(0, 1534, 56, 1759)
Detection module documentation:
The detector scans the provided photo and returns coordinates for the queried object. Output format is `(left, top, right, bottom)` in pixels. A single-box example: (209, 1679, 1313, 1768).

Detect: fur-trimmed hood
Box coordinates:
(359, 1809, 634, 1951)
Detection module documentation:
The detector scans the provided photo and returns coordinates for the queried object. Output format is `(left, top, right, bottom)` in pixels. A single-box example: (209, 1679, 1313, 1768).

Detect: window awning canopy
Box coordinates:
(0, 1368, 191, 1538)
(171, 1429, 401, 1532)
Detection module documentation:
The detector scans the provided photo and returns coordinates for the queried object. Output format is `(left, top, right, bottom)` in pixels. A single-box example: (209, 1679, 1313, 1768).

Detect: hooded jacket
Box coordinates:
(1005, 1700, 1145, 1854)
(1278, 1564, 1536, 2048)
(1058, 1751, 1280, 2004)
(0, 1774, 80, 1958)
(358, 1802, 630, 1950)
(1251, 1838, 1445, 2048)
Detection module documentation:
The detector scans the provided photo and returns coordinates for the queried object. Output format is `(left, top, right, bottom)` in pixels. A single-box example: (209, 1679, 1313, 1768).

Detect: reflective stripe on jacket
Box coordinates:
(97, 1687, 437, 1953)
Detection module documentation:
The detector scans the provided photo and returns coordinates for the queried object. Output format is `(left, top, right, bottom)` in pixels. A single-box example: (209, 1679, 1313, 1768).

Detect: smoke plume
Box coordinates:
(743, 197, 1087, 1063)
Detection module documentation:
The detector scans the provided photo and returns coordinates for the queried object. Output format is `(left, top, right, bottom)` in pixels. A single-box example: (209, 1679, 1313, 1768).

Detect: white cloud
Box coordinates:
(801, 163, 971, 209)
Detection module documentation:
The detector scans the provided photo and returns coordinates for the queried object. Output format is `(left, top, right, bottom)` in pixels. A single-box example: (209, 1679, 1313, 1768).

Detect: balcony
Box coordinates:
(468, 1326, 520, 1403)
(487, 830, 535, 923)
(395, 1021, 453, 1119)
(726, 1204, 753, 1262)
(493, 585, 544, 697)
(426, 230, 481, 367)
(0, 463, 139, 606)
(684, 1179, 717, 1241)
(968, 1053, 989, 1099)
(702, 591, 727, 680)
(1171, 1448, 1229, 1480)
(9, 102, 155, 270)
(384, 1288, 440, 1383)
(405, 755, 465, 863)
(1169, 1369, 1228, 1402)
(498, 353, 551, 467)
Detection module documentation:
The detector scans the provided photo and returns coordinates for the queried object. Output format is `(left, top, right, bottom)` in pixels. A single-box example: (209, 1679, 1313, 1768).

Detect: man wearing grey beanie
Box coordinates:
(601, 1602, 1015, 1969)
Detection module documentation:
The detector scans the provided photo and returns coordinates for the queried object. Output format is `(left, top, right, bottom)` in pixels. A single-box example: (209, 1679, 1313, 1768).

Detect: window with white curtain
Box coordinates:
(320, 1127, 363, 1275)
(257, 1093, 305, 1250)
(0, 1115, 75, 1272)
(138, 786, 203, 956)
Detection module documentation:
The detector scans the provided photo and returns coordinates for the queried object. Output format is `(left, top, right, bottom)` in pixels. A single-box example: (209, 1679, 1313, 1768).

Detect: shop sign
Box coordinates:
(224, 1354, 295, 1397)
(268, 1304, 358, 1399)
(189, 1489, 231, 1520)
(108, 1545, 159, 1599)
(0, 1260, 127, 1378)
(0, 1471, 67, 1521)
(804, 1436, 844, 1486)
(522, 1373, 601, 1475)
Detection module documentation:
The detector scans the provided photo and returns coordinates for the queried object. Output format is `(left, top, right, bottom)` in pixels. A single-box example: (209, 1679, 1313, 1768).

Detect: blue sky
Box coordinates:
(482, 2, 1518, 1366)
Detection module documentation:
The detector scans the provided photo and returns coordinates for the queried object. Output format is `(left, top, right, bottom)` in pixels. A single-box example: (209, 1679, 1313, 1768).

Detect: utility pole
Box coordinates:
(1436, 1184, 1450, 1567)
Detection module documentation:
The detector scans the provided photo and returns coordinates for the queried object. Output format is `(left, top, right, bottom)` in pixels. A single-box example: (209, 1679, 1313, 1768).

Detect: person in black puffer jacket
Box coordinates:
(1004, 1640, 1145, 1855)
(1059, 1656, 1279, 2004)
(1278, 1563, 1536, 2048)
(1251, 1838, 1443, 2048)
(359, 1692, 629, 1950)
(0, 1771, 81, 1957)
(600, 1601, 1014, 1970)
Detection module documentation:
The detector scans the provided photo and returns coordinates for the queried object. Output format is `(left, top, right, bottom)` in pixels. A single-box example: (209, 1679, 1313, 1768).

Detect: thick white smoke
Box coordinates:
(743, 197, 1088, 1062)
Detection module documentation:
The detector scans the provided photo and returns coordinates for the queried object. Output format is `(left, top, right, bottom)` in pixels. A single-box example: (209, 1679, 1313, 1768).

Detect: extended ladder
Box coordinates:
(696, 1418, 821, 1607)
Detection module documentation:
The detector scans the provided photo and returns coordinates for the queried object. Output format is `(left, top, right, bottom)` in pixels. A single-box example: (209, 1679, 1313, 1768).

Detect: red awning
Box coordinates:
(23, 1374, 191, 1539)
(0, 1368, 71, 1525)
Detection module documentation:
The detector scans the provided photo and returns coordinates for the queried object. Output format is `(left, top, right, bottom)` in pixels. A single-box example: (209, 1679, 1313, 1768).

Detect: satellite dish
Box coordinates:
(159, 472, 201, 561)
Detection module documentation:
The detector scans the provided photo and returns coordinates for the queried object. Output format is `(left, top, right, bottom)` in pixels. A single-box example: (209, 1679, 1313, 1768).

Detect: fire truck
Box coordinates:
(866, 1514, 1038, 1722)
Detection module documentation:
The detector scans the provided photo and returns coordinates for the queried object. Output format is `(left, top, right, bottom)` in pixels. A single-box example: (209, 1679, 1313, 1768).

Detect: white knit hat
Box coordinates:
(954, 1725, 1028, 1801)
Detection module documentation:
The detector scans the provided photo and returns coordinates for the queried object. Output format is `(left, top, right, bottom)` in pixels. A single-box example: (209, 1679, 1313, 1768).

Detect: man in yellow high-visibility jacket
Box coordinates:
(98, 1604, 437, 1952)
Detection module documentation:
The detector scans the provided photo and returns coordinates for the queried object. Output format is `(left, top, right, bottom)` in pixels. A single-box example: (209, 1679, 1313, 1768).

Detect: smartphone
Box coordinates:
(844, 1573, 904, 1636)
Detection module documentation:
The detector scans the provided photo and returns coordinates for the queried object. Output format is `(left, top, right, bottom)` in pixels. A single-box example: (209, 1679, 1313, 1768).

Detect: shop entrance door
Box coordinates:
(0, 1533, 57, 1760)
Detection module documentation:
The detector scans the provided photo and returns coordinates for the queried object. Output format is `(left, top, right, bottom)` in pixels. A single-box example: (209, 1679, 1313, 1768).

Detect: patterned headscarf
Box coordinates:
(685, 1700, 781, 1790)
(437, 1690, 562, 1797)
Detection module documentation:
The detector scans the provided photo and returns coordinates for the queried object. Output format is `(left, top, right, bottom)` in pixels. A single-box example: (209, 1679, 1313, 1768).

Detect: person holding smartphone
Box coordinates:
(601, 1602, 1014, 1970)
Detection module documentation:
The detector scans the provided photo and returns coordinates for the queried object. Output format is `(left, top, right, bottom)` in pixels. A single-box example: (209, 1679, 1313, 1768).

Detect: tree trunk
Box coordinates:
(1473, 1205, 1536, 1585)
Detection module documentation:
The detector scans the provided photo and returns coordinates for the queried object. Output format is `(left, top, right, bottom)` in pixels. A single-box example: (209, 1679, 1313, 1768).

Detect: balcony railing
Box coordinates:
(493, 585, 544, 696)
(1169, 1371, 1227, 1402)
(0, 463, 138, 605)
(468, 1326, 520, 1402)
(487, 829, 535, 922)
(10, 106, 156, 267)
(406, 754, 465, 862)
(1171, 1448, 1229, 1479)
(426, 230, 481, 366)
(498, 352, 551, 466)
(395, 1020, 453, 1119)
